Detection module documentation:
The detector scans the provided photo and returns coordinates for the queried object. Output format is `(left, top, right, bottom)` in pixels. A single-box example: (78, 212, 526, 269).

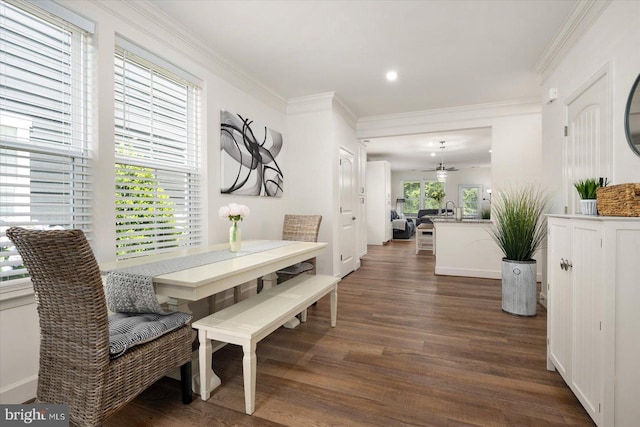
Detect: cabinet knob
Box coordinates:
(560, 258, 573, 271)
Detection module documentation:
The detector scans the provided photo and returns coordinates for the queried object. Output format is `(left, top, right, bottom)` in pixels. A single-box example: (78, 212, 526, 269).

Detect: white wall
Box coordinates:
(539, 1, 640, 304)
(286, 93, 358, 276)
(541, 0, 640, 216)
(0, 0, 289, 403)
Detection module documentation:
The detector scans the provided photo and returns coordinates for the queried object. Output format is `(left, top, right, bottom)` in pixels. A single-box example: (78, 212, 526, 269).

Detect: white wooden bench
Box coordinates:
(192, 273, 339, 414)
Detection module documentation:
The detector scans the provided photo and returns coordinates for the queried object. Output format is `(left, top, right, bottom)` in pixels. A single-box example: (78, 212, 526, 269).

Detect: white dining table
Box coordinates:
(99, 239, 328, 394)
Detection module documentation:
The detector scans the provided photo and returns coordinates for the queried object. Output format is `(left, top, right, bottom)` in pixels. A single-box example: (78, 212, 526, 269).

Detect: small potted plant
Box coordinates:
(574, 178, 608, 215)
(488, 185, 550, 316)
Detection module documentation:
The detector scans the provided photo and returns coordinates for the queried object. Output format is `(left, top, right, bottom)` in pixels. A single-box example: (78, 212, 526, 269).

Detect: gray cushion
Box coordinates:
(278, 261, 313, 275)
(109, 312, 192, 359)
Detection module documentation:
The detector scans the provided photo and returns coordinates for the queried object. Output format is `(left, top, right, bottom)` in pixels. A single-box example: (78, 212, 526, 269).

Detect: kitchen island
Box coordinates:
(432, 218, 542, 281)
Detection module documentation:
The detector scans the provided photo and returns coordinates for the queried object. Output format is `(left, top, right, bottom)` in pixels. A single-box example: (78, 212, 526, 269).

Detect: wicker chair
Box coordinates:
(277, 214, 322, 283)
(6, 227, 193, 427)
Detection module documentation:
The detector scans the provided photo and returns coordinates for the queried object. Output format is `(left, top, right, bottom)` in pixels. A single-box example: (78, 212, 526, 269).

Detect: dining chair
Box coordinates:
(6, 227, 193, 427)
(277, 214, 322, 283)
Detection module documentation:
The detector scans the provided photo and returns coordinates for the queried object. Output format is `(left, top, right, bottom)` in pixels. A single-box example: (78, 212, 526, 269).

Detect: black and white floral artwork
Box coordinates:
(220, 110, 283, 197)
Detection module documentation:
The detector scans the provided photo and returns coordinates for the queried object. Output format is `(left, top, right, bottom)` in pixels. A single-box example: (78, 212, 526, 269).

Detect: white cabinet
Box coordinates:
(366, 161, 391, 245)
(547, 215, 640, 427)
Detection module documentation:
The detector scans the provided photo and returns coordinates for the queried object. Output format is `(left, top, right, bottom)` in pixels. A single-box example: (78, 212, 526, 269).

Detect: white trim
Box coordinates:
(116, 36, 202, 86)
(0, 374, 37, 404)
(356, 98, 542, 139)
(19, 0, 95, 33)
(534, 0, 612, 82)
(332, 95, 358, 129)
(287, 92, 335, 115)
(0, 282, 35, 311)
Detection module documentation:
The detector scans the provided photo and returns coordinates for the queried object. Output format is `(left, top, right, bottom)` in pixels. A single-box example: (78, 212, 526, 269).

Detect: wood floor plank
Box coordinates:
(104, 241, 594, 426)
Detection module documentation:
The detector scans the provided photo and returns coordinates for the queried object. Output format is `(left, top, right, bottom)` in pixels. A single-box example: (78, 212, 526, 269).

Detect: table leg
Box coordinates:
(260, 272, 278, 291)
(242, 341, 257, 415)
(167, 297, 221, 395)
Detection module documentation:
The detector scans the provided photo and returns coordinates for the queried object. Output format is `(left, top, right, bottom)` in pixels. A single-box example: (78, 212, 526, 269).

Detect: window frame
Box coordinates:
(458, 184, 482, 218)
(1, 0, 93, 289)
(401, 180, 421, 216)
(114, 41, 202, 260)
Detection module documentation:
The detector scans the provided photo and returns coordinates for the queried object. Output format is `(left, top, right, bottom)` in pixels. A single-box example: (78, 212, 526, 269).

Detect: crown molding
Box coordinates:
(356, 97, 542, 138)
(86, 0, 287, 113)
(286, 92, 335, 115)
(332, 95, 358, 129)
(534, 0, 612, 82)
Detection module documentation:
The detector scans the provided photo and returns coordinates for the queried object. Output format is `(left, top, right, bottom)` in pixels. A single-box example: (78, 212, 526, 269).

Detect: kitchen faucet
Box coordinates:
(445, 200, 456, 216)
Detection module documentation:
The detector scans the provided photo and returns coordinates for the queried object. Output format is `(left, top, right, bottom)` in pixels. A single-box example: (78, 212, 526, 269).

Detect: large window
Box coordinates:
(401, 180, 420, 215)
(114, 41, 201, 259)
(1, 0, 93, 285)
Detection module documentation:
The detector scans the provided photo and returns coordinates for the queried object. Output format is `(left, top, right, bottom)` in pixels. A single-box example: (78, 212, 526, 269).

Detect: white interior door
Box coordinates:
(339, 148, 356, 277)
(564, 70, 611, 214)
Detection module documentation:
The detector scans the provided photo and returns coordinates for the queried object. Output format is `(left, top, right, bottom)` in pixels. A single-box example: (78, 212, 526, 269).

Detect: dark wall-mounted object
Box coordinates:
(625, 73, 640, 157)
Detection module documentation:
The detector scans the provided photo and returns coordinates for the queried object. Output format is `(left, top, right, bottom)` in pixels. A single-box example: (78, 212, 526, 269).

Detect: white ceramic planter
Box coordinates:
(501, 259, 537, 316)
(580, 199, 598, 215)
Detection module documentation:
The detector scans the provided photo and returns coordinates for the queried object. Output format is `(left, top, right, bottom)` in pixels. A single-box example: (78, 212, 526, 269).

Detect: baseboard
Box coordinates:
(0, 374, 37, 404)
(435, 266, 501, 280)
(539, 292, 547, 308)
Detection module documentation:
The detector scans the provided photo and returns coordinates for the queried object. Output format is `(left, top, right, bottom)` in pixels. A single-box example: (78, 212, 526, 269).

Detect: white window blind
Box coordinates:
(0, 0, 92, 285)
(114, 43, 201, 259)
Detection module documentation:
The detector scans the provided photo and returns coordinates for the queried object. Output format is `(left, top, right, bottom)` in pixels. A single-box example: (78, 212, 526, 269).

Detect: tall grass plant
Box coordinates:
(489, 185, 550, 262)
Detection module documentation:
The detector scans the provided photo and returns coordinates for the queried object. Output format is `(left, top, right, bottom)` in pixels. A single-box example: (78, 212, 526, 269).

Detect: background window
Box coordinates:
(459, 185, 481, 217)
(114, 42, 201, 259)
(401, 180, 420, 215)
(0, 1, 92, 285)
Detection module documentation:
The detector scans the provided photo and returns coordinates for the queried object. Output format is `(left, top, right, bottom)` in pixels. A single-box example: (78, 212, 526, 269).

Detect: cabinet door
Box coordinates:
(547, 219, 572, 380)
(571, 223, 603, 424)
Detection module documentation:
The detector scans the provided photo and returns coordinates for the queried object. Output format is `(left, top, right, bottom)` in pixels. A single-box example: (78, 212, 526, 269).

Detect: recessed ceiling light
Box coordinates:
(489, 149, 492, 153)
(386, 70, 398, 81)
(430, 153, 436, 157)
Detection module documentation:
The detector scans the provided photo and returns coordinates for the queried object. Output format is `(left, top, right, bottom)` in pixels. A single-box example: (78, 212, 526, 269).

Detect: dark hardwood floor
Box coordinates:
(105, 240, 594, 426)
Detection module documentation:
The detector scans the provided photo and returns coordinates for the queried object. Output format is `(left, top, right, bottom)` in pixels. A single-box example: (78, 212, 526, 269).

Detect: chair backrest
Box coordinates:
(6, 228, 110, 370)
(282, 215, 322, 242)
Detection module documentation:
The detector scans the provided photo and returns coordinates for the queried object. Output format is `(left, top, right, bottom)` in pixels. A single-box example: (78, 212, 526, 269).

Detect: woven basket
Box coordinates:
(596, 183, 640, 217)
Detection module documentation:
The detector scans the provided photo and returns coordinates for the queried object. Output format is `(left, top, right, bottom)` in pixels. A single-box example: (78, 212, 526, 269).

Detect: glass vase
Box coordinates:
(229, 220, 241, 252)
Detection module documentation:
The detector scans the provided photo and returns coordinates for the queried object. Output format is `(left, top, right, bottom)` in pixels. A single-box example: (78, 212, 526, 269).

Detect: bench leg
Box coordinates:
(242, 341, 257, 415)
(330, 286, 337, 327)
(198, 332, 211, 400)
(300, 308, 307, 323)
(198, 332, 223, 400)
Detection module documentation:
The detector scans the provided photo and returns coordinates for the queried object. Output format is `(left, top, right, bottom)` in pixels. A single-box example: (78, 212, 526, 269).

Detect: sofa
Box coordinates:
(415, 209, 438, 227)
(390, 210, 416, 239)
(415, 209, 453, 226)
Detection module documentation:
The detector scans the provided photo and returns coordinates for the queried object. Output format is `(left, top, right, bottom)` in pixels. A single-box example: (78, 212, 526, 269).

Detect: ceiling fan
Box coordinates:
(422, 141, 458, 173)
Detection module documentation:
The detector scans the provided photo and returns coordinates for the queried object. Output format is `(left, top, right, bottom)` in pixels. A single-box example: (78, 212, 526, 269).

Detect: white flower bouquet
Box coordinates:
(219, 203, 250, 222)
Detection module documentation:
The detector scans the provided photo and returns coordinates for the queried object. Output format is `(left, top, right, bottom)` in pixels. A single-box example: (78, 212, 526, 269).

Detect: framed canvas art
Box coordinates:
(220, 110, 283, 197)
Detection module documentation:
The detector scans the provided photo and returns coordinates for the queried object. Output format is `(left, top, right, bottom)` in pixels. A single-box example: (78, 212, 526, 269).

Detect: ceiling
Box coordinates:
(148, 0, 578, 170)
